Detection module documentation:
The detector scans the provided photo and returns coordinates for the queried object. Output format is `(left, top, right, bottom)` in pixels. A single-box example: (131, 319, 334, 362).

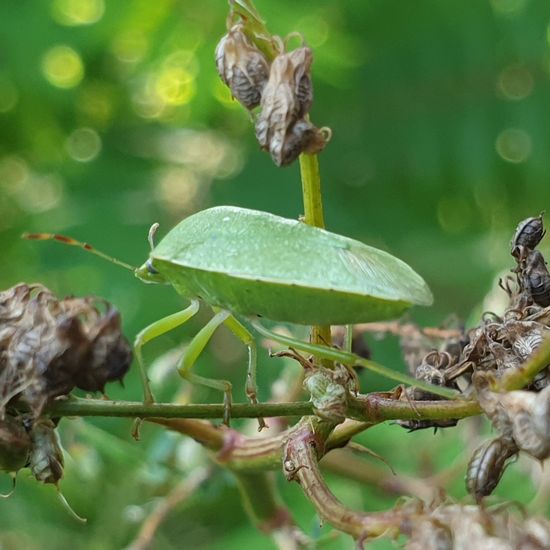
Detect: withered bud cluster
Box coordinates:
(0, 283, 133, 491)
(0, 283, 132, 417)
(467, 374, 550, 501)
(216, 24, 329, 166)
(389, 215, 550, 499)
(406, 501, 550, 550)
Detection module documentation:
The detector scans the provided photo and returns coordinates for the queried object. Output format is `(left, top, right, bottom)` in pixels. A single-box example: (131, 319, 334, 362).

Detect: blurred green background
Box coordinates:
(1, 0, 550, 548)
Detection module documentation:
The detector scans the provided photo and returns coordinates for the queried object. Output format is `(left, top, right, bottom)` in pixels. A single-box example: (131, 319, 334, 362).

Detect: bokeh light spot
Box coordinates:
(155, 167, 200, 215)
(496, 64, 533, 100)
(155, 67, 195, 106)
(495, 128, 532, 163)
(16, 174, 64, 214)
(42, 45, 84, 89)
(0, 156, 29, 194)
(0, 76, 18, 113)
(490, 0, 527, 16)
(51, 0, 105, 26)
(65, 127, 102, 162)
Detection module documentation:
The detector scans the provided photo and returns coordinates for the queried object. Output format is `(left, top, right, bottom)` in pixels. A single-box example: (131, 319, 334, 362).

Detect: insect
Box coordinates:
(466, 437, 518, 501)
(25, 206, 449, 425)
(511, 213, 545, 260)
(522, 250, 550, 307)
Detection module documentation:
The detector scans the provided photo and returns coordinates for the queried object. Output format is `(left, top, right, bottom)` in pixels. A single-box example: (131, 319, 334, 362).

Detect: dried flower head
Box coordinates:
(0, 284, 132, 416)
(215, 24, 270, 110)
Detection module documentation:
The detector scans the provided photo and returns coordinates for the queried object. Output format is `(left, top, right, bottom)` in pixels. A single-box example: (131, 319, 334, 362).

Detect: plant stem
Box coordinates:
(299, 153, 332, 353)
(46, 398, 312, 419)
(299, 153, 325, 229)
(45, 392, 478, 422)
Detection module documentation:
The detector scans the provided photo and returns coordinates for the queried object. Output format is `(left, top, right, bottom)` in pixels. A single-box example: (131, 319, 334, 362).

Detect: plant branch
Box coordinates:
(283, 419, 407, 543)
(45, 392, 478, 423)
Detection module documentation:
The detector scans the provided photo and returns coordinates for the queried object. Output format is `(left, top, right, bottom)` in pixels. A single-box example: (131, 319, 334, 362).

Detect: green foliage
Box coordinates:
(2, 0, 550, 548)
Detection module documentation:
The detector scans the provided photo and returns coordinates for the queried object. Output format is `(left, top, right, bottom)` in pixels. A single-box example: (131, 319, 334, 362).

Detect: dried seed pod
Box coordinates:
(0, 414, 32, 472)
(522, 250, 550, 307)
(466, 437, 518, 501)
(476, 375, 550, 460)
(273, 119, 328, 167)
(408, 519, 453, 550)
(28, 418, 64, 485)
(215, 24, 270, 110)
(511, 214, 545, 260)
(255, 46, 326, 166)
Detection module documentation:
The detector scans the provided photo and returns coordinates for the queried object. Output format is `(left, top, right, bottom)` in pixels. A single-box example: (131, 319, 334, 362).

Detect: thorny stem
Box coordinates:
(283, 419, 407, 542)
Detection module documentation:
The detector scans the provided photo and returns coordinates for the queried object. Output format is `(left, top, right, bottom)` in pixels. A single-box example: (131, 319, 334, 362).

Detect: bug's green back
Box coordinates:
(151, 206, 432, 324)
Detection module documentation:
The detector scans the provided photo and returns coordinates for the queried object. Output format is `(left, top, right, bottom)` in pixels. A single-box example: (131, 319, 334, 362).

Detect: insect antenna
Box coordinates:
(22, 232, 136, 271)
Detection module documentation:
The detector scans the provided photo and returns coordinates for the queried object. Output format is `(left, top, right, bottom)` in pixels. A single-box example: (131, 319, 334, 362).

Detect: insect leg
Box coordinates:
(177, 310, 234, 426)
(251, 320, 458, 399)
(216, 310, 266, 431)
(134, 300, 200, 404)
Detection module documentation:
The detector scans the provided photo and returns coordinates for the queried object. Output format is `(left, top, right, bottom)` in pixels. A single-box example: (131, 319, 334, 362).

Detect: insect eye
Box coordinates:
(146, 259, 159, 275)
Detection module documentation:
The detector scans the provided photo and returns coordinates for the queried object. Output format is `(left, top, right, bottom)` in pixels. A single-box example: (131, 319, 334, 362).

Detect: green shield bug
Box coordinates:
(25, 205, 446, 426)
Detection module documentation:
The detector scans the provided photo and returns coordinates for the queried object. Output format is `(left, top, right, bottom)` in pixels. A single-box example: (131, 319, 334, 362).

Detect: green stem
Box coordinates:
(46, 398, 312, 419)
(299, 153, 332, 354)
(44, 392, 477, 423)
(299, 153, 325, 229)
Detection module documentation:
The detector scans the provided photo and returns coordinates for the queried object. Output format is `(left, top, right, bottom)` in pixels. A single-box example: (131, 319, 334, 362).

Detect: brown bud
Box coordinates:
(273, 119, 327, 167)
(215, 24, 270, 110)
(28, 418, 64, 485)
(0, 415, 32, 473)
